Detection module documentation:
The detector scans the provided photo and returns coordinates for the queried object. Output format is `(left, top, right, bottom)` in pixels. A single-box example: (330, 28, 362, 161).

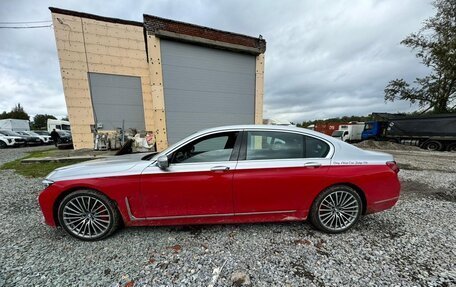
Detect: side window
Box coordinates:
(305, 136, 330, 158)
(246, 131, 304, 160)
(170, 132, 238, 164)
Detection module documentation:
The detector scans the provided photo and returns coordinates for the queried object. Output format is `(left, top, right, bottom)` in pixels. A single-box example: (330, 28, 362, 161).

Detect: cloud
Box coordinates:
(0, 0, 434, 123)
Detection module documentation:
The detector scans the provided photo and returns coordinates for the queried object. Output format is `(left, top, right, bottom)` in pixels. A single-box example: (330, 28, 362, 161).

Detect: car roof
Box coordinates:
(194, 124, 335, 141)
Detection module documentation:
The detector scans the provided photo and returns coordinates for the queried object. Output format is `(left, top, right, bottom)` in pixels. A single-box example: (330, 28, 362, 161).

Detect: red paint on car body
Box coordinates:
(38, 163, 400, 228)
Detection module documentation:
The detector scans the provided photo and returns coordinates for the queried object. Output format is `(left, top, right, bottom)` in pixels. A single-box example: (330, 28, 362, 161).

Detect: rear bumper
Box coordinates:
(367, 196, 399, 214)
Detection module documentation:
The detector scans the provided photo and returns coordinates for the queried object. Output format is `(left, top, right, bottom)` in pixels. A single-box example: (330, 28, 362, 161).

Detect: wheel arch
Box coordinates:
(320, 182, 367, 215)
(52, 186, 124, 227)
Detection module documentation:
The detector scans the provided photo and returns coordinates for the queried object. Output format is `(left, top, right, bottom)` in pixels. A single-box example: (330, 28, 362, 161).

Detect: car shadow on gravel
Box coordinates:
(400, 179, 456, 203)
(110, 220, 323, 242)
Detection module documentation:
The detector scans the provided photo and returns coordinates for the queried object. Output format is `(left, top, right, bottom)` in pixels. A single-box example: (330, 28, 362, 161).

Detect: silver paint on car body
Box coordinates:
(44, 125, 395, 183)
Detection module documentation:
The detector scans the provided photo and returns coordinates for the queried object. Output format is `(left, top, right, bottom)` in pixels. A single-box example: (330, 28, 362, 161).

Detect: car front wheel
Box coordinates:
(58, 190, 120, 241)
(310, 185, 362, 233)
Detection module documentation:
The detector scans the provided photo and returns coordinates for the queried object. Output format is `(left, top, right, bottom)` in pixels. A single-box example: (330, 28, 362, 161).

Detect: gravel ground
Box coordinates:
(0, 146, 455, 287)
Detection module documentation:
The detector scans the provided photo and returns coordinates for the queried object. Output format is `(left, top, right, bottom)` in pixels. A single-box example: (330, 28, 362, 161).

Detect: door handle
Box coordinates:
(304, 162, 321, 168)
(211, 166, 230, 171)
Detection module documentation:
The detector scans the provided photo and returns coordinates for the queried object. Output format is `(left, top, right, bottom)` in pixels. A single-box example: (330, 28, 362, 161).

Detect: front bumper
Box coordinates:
(38, 184, 60, 227)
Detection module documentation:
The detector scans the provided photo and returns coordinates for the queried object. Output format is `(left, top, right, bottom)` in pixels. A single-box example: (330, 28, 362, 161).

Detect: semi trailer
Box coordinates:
(361, 113, 456, 151)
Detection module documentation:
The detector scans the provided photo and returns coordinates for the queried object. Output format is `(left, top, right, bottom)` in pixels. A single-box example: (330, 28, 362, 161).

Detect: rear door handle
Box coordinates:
(211, 166, 230, 171)
(304, 162, 322, 168)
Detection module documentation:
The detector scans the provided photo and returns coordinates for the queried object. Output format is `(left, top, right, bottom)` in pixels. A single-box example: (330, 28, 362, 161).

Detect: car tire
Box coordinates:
(310, 185, 362, 233)
(0, 141, 6, 149)
(58, 189, 120, 241)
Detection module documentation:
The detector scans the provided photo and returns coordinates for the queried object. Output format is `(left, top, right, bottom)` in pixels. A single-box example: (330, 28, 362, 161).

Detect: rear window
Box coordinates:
(243, 131, 330, 160)
(305, 136, 330, 158)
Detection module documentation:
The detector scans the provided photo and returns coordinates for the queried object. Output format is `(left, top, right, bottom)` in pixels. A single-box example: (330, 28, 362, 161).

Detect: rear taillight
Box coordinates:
(387, 161, 399, 173)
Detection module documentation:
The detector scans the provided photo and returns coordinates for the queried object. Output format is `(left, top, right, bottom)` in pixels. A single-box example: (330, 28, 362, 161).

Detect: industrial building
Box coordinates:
(49, 7, 266, 150)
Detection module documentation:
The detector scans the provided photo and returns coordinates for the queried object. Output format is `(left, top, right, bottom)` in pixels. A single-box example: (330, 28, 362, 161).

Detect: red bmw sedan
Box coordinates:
(39, 125, 400, 241)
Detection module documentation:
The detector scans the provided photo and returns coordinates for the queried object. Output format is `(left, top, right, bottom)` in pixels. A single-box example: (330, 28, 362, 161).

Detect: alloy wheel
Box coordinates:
(318, 190, 360, 232)
(61, 195, 111, 239)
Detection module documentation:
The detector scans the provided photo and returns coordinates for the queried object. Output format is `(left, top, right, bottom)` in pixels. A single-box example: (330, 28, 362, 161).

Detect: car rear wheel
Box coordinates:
(310, 185, 362, 233)
(58, 190, 120, 241)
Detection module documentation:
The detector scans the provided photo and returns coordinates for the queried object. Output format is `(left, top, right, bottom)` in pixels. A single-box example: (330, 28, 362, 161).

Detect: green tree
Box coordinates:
(0, 103, 29, 120)
(384, 0, 456, 113)
(31, 114, 57, 130)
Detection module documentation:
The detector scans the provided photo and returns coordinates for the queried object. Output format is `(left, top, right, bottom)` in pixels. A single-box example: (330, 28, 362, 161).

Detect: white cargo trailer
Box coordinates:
(0, 119, 30, 131)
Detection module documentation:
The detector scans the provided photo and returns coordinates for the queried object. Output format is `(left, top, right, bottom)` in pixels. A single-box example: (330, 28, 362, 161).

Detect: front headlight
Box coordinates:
(42, 179, 54, 187)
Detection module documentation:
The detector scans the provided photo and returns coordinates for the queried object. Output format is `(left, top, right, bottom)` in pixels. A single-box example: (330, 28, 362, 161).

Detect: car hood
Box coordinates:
(46, 153, 154, 182)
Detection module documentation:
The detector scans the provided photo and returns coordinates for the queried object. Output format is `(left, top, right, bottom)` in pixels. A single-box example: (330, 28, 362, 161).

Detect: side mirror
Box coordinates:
(157, 155, 169, 170)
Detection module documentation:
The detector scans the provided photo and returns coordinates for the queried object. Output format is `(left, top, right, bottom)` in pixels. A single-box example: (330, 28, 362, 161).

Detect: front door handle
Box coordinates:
(211, 166, 230, 172)
(304, 162, 322, 168)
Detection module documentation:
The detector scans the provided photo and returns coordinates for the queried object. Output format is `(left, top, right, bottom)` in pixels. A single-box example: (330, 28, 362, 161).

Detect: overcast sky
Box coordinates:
(0, 0, 434, 123)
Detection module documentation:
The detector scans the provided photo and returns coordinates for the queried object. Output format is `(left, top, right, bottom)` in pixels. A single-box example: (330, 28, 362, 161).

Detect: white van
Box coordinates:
(47, 119, 71, 133)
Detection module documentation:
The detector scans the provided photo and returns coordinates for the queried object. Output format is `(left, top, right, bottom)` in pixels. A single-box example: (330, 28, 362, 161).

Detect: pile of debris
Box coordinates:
(354, 140, 422, 151)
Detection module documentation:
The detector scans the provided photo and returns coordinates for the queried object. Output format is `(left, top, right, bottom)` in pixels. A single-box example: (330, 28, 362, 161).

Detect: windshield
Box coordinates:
(62, 124, 71, 131)
(57, 131, 70, 136)
(364, 123, 373, 131)
(0, 130, 21, 136)
(331, 131, 344, 137)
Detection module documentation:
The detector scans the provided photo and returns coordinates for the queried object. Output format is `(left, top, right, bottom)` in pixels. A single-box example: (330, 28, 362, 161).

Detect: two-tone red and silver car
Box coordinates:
(39, 125, 400, 240)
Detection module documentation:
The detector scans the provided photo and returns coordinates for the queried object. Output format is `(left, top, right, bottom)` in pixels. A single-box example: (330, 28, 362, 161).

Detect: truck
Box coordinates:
(0, 119, 30, 131)
(314, 122, 348, 136)
(361, 113, 456, 151)
(331, 122, 365, 142)
(47, 119, 71, 133)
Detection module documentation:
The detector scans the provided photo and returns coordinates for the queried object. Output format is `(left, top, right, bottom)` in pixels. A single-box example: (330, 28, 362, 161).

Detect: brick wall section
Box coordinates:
(144, 15, 266, 53)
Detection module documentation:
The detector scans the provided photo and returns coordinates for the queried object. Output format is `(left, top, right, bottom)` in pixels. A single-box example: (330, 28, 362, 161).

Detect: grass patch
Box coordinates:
(1, 149, 89, 178)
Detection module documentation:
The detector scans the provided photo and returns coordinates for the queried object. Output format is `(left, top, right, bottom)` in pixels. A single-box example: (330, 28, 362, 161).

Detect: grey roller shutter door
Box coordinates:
(160, 40, 256, 144)
(88, 73, 145, 131)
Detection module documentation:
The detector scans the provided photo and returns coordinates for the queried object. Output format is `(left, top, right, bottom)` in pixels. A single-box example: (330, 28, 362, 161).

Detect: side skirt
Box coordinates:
(125, 197, 299, 222)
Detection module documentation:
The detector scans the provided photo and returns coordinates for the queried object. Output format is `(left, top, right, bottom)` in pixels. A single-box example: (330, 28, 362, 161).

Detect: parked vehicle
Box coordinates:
(331, 122, 365, 142)
(13, 131, 42, 146)
(314, 122, 348, 136)
(20, 131, 53, 145)
(56, 130, 73, 149)
(362, 113, 456, 151)
(0, 131, 25, 148)
(47, 119, 71, 133)
(39, 125, 401, 241)
(33, 130, 51, 136)
(0, 119, 30, 132)
(263, 118, 295, 126)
